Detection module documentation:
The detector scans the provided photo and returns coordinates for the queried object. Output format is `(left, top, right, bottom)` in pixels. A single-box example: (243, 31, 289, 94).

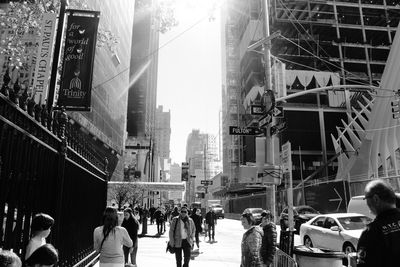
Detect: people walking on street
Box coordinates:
(25, 244, 58, 267)
(121, 208, 139, 267)
(0, 249, 22, 267)
(356, 179, 400, 267)
(25, 213, 54, 260)
(190, 208, 203, 249)
(260, 210, 277, 267)
(149, 205, 156, 225)
(205, 207, 217, 242)
(94, 207, 133, 267)
(169, 206, 195, 267)
(240, 212, 263, 267)
(154, 207, 164, 235)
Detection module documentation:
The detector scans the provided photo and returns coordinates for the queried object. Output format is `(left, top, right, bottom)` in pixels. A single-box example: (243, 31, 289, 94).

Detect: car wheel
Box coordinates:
(304, 236, 313, 247)
(343, 243, 355, 255)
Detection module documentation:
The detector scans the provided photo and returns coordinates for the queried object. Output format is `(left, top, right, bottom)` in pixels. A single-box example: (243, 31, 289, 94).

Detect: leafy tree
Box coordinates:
(108, 182, 148, 210)
(136, 0, 178, 34)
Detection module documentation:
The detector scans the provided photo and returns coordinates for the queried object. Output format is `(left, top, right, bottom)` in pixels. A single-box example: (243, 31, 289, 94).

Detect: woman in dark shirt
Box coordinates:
(121, 208, 139, 266)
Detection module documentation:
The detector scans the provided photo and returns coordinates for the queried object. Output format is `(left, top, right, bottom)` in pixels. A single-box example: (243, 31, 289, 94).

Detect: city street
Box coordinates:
(117, 218, 301, 266)
(135, 218, 242, 266)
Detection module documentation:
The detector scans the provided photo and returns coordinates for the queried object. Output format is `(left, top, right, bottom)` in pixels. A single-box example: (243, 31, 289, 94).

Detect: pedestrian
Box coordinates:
(25, 244, 58, 267)
(25, 213, 55, 260)
(94, 207, 133, 267)
(205, 206, 217, 242)
(240, 212, 264, 267)
(356, 179, 400, 267)
(149, 205, 156, 225)
(260, 210, 277, 267)
(190, 208, 203, 249)
(141, 206, 148, 235)
(0, 249, 21, 267)
(168, 206, 196, 267)
(154, 207, 164, 235)
(121, 208, 139, 267)
(171, 207, 179, 220)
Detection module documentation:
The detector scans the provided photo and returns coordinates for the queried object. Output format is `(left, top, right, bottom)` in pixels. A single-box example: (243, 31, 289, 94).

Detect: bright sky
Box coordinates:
(157, 1, 222, 164)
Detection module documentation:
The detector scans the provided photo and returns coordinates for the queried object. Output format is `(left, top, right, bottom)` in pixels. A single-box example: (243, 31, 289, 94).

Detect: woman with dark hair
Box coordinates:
(25, 213, 55, 260)
(94, 207, 133, 267)
(121, 208, 139, 267)
(25, 244, 58, 267)
(190, 208, 202, 249)
(240, 212, 263, 267)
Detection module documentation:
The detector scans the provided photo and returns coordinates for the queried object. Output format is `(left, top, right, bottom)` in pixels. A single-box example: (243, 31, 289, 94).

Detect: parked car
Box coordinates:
(242, 208, 264, 224)
(299, 213, 372, 255)
(279, 205, 319, 233)
(210, 204, 224, 219)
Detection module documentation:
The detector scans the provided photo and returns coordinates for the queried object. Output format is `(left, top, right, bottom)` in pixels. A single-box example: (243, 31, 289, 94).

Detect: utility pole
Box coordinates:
(262, 0, 277, 220)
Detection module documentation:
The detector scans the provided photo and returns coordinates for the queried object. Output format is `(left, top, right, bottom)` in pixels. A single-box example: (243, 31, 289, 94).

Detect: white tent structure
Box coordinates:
(331, 23, 400, 194)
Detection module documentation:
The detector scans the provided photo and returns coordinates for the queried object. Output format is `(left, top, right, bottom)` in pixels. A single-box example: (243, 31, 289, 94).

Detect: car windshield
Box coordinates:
(298, 208, 317, 214)
(212, 204, 222, 208)
(337, 216, 372, 230)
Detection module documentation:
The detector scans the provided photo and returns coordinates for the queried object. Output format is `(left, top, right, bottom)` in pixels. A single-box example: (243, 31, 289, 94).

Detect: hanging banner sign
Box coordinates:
(57, 11, 100, 111)
(32, 13, 57, 104)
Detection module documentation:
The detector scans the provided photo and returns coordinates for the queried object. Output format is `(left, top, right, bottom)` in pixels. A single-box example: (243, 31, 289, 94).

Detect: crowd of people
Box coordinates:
(2, 178, 399, 267)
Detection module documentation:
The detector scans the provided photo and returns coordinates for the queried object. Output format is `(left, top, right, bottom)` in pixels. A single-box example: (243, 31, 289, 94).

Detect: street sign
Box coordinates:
(229, 126, 264, 135)
(258, 114, 272, 128)
(272, 107, 284, 118)
(281, 142, 291, 173)
(200, 180, 213, 185)
(251, 105, 264, 115)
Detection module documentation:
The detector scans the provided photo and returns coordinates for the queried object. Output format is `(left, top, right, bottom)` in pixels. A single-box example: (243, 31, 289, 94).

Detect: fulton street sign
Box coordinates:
(229, 126, 264, 135)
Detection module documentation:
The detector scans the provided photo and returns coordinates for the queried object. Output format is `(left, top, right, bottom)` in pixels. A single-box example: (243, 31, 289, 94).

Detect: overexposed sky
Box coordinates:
(157, 1, 222, 164)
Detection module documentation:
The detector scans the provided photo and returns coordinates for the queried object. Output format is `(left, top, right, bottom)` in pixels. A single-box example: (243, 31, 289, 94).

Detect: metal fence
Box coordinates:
(273, 248, 298, 267)
(0, 93, 107, 266)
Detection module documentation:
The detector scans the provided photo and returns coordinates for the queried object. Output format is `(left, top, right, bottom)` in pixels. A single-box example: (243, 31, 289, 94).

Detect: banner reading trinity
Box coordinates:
(57, 11, 99, 111)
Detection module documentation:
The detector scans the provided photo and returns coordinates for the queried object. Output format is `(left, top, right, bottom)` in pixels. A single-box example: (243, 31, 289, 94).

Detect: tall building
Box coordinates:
(155, 105, 171, 169)
(169, 163, 183, 204)
(185, 130, 221, 202)
(0, 0, 136, 181)
(125, 0, 160, 186)
(127, 0, 159, 139)
(220, 2, 242, 184)
(221, 0, 400, 200)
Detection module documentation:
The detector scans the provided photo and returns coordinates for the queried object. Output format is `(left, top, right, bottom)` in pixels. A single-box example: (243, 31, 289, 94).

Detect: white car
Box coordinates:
(299, 213, 372, 254)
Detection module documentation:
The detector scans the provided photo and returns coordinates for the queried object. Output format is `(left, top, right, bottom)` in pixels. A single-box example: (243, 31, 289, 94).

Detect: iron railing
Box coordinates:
(273, 247, 298, 267)
(0, 90, 107, 267)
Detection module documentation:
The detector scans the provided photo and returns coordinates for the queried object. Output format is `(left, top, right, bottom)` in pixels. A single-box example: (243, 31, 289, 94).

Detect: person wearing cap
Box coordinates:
(240, 212, 263, 267)
(260, 210, 277, 267)
(356, 179, 400, 267)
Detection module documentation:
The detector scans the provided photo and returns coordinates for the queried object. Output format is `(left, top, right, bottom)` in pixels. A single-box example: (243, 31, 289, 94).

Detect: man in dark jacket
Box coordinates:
(205, 207, 217, 242)
(356, 179, 400, 267)
(260, 210, 277, 267)
(154, 207, 164, 235)
(149, 205, 156, 225)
